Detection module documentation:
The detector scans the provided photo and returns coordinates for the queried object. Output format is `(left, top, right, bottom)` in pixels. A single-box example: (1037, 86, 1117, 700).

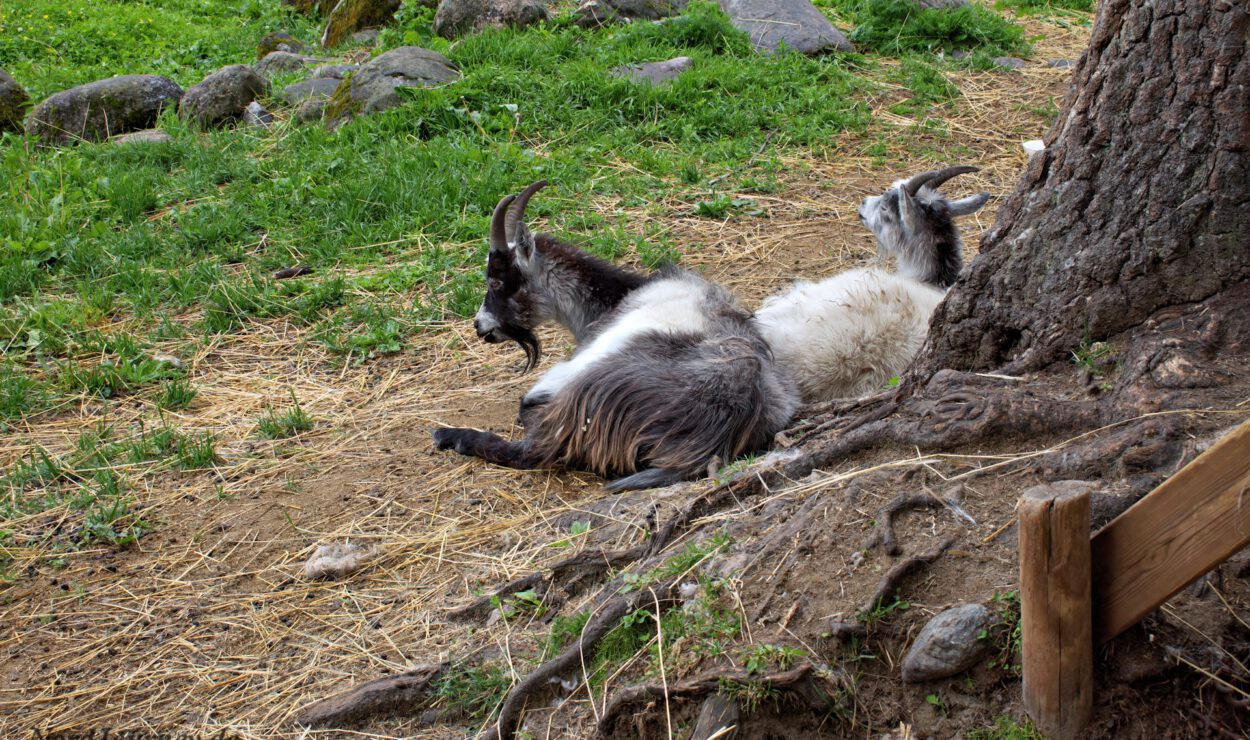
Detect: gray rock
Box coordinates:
(313, 64, 358, 80)
(1047, 59, 1076, 69)
(612, 56, 694, 86)
(297, 98, 328, 123)
(243, 101, 275, 128)
(574, 0, 688, 27)
(255, 51, 320, 76)
(282, 77, 343, 104)
(916, 0, 967, 8)
(351, 28, 382, 44)
(993, 56, 1027, 70)
(321, 0, 400, 47)
(347, 46, 460, 114)
(718, 0, 851, 55)
(110, 129, 173, 145)
(179, 65, 270, 127)
(901, 604, 992, 682)
(433, 0, 547, 40)
(0, 67, 30, 133)
(27, 75, 183, 146)
(257, 30, 306, 59)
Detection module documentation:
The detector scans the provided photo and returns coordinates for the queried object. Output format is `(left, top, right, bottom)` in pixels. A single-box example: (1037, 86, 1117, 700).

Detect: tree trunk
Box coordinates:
(914, 0, 1250, 377)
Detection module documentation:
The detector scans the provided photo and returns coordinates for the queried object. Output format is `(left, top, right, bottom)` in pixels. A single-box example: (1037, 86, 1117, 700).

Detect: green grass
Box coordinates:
(0, 0, 880, 423)
(0, 0, 321, 99)
(996, 0, 1092, 13)
(256, 395, 314, 439)
(818, 0, 1030, 57)
(431, 663, 511, 721)
(966, 714, 1044, 740)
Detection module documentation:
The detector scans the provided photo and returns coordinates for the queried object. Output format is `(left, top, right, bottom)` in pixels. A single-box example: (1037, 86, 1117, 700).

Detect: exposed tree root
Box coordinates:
(481, 580, 682, 740)
(294, 663, 444, 728)
(829, 537, 956, 641)
(597, 662, 843, 738)
(448, 545, 650, 623)
(862, 487, 964, 556)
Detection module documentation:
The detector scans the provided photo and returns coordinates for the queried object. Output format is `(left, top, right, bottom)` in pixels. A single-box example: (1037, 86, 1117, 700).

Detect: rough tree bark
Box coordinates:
(914, 0, 1249, 378)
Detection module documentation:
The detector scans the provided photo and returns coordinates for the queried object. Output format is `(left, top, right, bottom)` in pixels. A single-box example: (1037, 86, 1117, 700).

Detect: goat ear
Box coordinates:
(897, 188, 926, 235)
(949, 192, 990, 217)
(514, 225, 536, 262)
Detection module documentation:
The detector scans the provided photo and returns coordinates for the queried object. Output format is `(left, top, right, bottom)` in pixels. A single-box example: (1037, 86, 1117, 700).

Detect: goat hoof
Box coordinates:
(432, 427, 460, 452)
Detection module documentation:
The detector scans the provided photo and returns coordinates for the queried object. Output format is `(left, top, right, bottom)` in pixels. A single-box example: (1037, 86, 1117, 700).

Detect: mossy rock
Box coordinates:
(0, 68, 31, 133)
(257, 31, 307, 60)
(27, 75, 182, 145)
(321, 0, 401, 48)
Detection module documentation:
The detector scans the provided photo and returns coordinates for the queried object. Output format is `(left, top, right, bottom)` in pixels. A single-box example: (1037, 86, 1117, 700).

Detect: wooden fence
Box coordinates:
(1020, 418, 1250, 739)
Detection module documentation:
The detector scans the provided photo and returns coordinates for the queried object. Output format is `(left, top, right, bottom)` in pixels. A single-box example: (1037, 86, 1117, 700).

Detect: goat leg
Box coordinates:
(431, 427, 540, 469)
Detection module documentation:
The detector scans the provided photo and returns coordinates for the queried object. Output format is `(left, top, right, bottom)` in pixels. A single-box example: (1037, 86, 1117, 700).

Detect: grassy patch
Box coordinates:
(967, 714, 1044, 740)
(431, 663, 511, 721)
(996, 0, 1092, 13)
(861, 594, 910, 626)
(0, 0, 321, 99)
(981, 590, 1023, 675)
(256, 395, 314, 439)
(820, 0, 1029, 57)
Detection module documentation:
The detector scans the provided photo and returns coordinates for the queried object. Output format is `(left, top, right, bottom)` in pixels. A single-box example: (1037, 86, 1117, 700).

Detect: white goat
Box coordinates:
(755, 166, 989, 403)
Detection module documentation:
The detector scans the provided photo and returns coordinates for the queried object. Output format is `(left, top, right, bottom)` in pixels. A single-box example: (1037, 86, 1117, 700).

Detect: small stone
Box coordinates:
(916, 0, 967, 7)
(433, 0, 548, 40)
(574, 0, 689, 28)
(110, 130, 171, 145)
(297, 98, 328, 123)
(313, 64, 358, 80)
(1022, 139, 1045, 155)
(612, 56, 694, 86)
(242, 101, 275, 128)
(257, 31, 307, 59)
(992, 56, 1027, 70)
(180, 65, 270, 127)
(718, 0, 851, 55)
(255, 51, 320, 77)
(303, 542, 378, 579)
(351, 28, 382, 44)
(900, 603, 992, 682)
(281, 77, 343, 105)
(1047, 59, 1076, 69)
(150, 352, 184, 368)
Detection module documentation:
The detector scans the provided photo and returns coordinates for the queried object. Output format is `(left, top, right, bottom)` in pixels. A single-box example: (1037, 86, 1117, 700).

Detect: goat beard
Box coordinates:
(504, 328, 541, 372)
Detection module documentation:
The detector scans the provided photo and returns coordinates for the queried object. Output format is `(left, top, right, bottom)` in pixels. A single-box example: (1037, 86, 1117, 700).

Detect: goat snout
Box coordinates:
(474, 310, 504, 341)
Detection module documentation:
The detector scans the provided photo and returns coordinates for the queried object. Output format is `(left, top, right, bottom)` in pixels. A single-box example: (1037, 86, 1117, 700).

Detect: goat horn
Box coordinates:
(505, 180, 549, 244)
(903, 165, 979, 196)
(490, 194, 516, 252)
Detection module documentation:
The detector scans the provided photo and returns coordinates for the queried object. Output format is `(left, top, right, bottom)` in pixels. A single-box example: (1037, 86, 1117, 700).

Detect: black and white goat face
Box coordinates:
(857, 166, 990, 288)
(472, 181, 548, 370)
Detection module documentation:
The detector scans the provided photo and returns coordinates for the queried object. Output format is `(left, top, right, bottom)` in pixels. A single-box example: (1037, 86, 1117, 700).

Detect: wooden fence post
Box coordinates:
(1019, 482, 1093, 740)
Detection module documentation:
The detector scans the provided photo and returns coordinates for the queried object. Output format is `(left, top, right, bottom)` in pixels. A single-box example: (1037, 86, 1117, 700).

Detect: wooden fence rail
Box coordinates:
(1020, 417, 1250, 738)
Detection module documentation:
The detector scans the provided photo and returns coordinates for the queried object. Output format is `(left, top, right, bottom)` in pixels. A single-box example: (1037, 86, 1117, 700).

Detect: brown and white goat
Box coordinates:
(433, 181, 798, 491)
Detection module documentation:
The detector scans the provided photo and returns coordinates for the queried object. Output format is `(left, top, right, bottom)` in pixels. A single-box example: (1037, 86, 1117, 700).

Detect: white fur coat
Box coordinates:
(755, 268, 943, 403)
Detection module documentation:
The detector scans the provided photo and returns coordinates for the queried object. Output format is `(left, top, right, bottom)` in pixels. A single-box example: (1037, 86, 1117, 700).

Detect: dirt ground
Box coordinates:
(3, 12, 1249, 740)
